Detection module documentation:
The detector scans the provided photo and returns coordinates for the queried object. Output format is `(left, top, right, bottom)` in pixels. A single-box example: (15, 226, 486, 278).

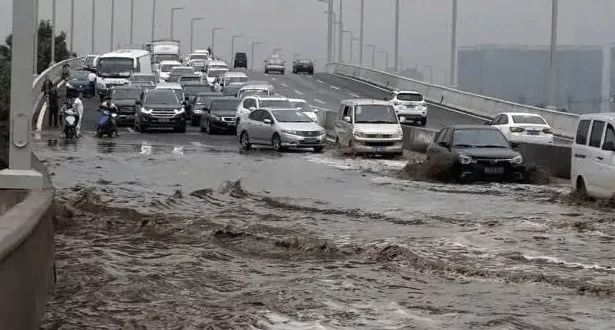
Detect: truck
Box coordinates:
(147, 40, 181, 64)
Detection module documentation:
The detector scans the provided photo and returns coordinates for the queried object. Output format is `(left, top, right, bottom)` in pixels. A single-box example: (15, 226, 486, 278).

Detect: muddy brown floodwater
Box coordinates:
(37, 135, 615, 329)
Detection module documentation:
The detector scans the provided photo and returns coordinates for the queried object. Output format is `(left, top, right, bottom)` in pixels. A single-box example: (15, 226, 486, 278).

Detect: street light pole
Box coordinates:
(33, 0, 39, 73)
(231, 34, 242, 64)
(130, 0, 135, 44)
(342, 30, 352, 63)
(351, 37, 358, 64)
(211, 27, 223, 58)
(450, 0, 458, 86)
(151, 0, 157, 42)
(394, 0, 400, 71)
(338, 0, 343, 63)
(70, 0, 75, 53)
(190, 18, 205, 52)
(91, 0, 96, 53)
(51, 0, 56, 64)
(359, 0, 364, 65)
(170, 7, 184, 40)
(250, 41, 262, 70)
(378, 50, 389, 70)
(110, 0, 115, 51)
(366, 44, 375, 67)
(328, 0, 334, 63)
(548, 0, 558, 108)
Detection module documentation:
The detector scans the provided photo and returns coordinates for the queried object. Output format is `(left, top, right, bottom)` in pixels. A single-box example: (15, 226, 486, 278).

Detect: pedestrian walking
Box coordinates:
(48, 87, 59, 128)
(73, 93, 84, 136)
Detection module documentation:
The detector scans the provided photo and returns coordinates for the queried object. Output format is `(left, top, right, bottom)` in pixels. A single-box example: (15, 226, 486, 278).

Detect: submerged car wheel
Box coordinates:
(576, 176, 588, 198)
(272, 134, 284, 152)
(313, 146, 324, 153)
(240, 131, 252, 150)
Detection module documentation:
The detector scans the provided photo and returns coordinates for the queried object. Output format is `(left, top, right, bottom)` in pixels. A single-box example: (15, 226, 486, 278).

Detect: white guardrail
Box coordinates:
(328, 63, 580, 140)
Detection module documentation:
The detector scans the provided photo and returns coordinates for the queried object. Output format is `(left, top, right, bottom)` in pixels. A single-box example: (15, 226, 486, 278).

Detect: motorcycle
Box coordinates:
(96, 104, 118, 138)
(62, 108, 79, 139)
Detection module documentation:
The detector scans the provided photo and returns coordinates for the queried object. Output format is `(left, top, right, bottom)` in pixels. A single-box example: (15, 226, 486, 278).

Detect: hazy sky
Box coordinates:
(2, 0, 614, 83)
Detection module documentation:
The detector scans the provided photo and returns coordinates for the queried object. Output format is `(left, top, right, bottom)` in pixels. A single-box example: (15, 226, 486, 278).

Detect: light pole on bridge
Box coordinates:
(151, 0, 157, 42)
(231, 34, 242, 65)
(110, 0, 115, 51)
(70, 0, 75, 53)
(50, 0, 56, 64)
(130, 0, 135, 44)
(342, 30, 352, 63)
(548, 0, 558, 109)
(394, 0, 400, 72)
(359, 0, 364, 65)
(378, 50, 389, 70)
(190, 18, 205, 53)
(337, 0, 343, 63)
(366, 44, 375, 68)
(450, 0, 458, 87)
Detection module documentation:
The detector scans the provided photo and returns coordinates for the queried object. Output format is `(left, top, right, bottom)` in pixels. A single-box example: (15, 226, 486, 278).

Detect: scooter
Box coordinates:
(96, 105, 118, 138)
(62, 108, 79, 139)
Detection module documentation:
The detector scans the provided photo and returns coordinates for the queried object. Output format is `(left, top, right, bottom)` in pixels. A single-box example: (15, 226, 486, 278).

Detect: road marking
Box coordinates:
(316, 80, 325, 84)
(271, 77, 277, 81)
(329, 85, 340, 91)
(313, 98, 326, 105)
(191, 141, 204, 147)
(294, 89, 304, 96)
(349, 93, 361, 98)
(126, 127, 135, 133)
(281, 83, 288, 87)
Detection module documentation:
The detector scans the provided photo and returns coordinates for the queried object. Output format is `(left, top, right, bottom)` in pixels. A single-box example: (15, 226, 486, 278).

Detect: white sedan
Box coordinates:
(489, 112, 554, 144)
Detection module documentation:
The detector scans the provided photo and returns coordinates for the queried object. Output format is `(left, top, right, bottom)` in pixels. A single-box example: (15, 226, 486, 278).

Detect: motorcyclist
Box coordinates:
(99, 95, 119, 136)
(60, 100, 79, 138)
(182, 96, 192, 117)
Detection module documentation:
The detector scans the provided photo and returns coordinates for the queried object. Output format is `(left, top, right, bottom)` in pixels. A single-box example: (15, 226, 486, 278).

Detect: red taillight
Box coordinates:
(543, 128, 553, 134)
(510, 127, 525, 133)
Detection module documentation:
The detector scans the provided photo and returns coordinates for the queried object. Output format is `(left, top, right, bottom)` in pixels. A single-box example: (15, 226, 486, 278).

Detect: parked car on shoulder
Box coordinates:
(388, 90, 428, 126)
(238, 108, 326, 152)
(234, 52, 248, 69)
(264, 57, 285, 74)
(335, 99, 404, 157)
(134, 88, 187, 133)
(201, 97, 241, 134)
(292, 59, 314, 74)
(489, 112, 554, 144)
(289, 98, 319, 122)
(427, 125, 527, 182)
(571, 113, 615, 198)
(109, 85, 144, 126)
(66, 70, 97, 98)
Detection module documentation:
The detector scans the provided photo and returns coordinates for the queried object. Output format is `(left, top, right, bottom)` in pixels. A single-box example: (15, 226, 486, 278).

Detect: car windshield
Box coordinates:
(397, 93, 423, 101)
(70, 71, 90, 80)
(184, 87, 209, 97)
(260, 99, 293, 108)
(291, 101, 311, 112)
(97, 58, 133, 78)
(193, 65, 205, 71)
(211, 100, 240, 112)
(453, 129, 510, 148)
(190, 54, 208, 60)
(145, 91, 180, 105)
(512, 115, 547, 125)
(226, 76, 248, 83)
(208, 69, 228, 77)
(268, 59, 283, 65)
(160, 64, 178, 72)
(131, 75, 156, 83)
(299, 60, 312, 64)
(85, 57, 96, 66)
(354, 105, 398, 124)
(180, 76, 201, 82)
(242, 89, 270, 97)
(111, 89, 141, 99)
(271, 110, 312, 123)
(172, 68, 195, 75)
(156, 54, 180, 62)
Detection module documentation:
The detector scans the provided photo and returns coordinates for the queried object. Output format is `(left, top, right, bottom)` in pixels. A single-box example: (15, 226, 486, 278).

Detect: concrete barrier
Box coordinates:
(516, 143, 572, 179)
(329, 63, 580, 140)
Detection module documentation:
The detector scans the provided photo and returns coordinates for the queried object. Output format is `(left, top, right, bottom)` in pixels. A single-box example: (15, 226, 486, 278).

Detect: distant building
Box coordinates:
(457, 45, 604, 114)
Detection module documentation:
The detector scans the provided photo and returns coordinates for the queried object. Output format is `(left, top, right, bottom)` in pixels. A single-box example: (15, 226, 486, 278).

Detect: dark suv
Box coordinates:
(292, 59, 314, 74)
(109, 86, 143, 126)
(134, 89, 187, 133)
(234, 52, 248, 69)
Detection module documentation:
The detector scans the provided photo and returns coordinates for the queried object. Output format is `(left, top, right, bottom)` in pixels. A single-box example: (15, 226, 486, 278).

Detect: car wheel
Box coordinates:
(175, 123, 186, 133)
(191, 117, 200, 127)
(576, 176, 588, 198)
(420, 118, 427, 127)
(313, 146, 324, 153)
(240, 131, 252, 150)
(272, 134, 285, 152)
(281, 70, 285, 75)
(206, 120, 215, 135)
(265, 69, 268, 74)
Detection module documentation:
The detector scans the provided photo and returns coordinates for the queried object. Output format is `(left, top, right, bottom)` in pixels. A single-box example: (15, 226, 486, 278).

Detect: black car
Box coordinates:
(182, 82, 211, 125)
(292, 59, 314, 74)
(234, 52, 248, 69)
(427, 125, 526, 182)
(134, 89, 187, 133)
(109, 86, 143, 126)
(191, 92, 224, 126)
(201, 97, 241, 134)
(66, 70, 96, 98)
(129, 74, 157, 92)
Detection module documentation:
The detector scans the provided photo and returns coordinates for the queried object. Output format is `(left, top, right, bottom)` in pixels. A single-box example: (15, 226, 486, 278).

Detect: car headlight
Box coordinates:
(393, 101, 401, 106)
(353, 130, 366, 138)
(282, 129, 299, 135)
(174, 108, 185, 115)
(66, 83, 73, 88)
(511, 155, 523, 165)
(458, 154, 473, 165)
(140, 108, 153, 114)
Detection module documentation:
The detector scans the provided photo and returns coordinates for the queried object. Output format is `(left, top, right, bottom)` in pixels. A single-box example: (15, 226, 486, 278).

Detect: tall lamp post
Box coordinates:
(366, 44, 376, 68)
(548, 0, 558, 108)
(342, 30, 352, 63)
(211, 27, 223, 58)
(91, 0, 96, 53)
(190, 18, 205, 52)
(359, 0, 365, 65)
(250, 41, 262, 70)
(337, 0, 344, 63)
(129, 0, 135, 44)
(450, 0, 458, 87)
(51, 0, 56, 64)
(110, 0, 115, 51)
(350, 37, 359, 64)
(70, 0, 75, 53)
(378, 50, 389, 70)
(170, 7, 184, 40)
(394, 0, 400, 71)
(231, 34, 242, 64)
(151, 0, 157, 42)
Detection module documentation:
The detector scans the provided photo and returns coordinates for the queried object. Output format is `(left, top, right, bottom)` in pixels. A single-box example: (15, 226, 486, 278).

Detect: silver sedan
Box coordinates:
(237, 109, 327, 152)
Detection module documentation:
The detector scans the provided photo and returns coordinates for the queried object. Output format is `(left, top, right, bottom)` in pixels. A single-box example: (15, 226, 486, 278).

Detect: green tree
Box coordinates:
(1, 20, 74, 168)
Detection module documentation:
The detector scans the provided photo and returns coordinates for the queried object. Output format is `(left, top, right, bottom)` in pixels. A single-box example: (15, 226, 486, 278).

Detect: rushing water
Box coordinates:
(38, 134, 615, 329)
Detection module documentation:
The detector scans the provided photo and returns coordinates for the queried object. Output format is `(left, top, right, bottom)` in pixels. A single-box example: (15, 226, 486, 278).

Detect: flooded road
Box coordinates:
(37, 131, 615, 329)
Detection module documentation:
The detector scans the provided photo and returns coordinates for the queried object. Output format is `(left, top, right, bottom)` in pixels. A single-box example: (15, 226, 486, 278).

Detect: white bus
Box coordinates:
(96, 49, 152, 99)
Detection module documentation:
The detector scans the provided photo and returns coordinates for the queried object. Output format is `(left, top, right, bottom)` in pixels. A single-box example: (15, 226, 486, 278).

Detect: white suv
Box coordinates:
(571, 113, 615, 198)
(236, 96, 294, 124)
(389, 91, 428, 126)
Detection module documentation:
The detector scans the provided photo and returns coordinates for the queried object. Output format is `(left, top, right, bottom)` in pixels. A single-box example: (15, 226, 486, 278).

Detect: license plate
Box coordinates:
(484, 167, 504, 175)
(157, 118, 170, 123)
(527, 130, 540, 135)
(373, 146, 386, 153)
(406, 105, 414, 108)
(303, 138, 318, 144)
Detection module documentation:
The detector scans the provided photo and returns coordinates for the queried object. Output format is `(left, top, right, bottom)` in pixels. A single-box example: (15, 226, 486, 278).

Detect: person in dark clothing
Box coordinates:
(42, 77, 53, 96)
(48, 88, 59, 128)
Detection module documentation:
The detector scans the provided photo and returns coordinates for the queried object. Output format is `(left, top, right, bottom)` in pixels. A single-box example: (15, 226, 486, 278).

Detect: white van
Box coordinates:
(571, 113, 615, 198)
(96, 49, 152, 99)
(334, 99, 404, 156)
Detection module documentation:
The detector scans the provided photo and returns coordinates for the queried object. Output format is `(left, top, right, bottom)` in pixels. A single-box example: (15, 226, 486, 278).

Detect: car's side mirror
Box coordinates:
(437, 141, 449, 149)
(510, 142, 520, 148)
(603, 141, 615, 152)
(399, 117, 407, 123)
(313, 109, 319, 113)
(343, 116, 351, 123)
(249, 106, 256, 111)
(263, 119, 272, 124)
(485, 120, 493, 125)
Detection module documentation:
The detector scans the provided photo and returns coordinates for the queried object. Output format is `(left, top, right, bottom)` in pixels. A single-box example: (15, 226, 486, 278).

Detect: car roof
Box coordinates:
(170, 66, 194, 71)
(131, 73, 155, 77)
(223, 72, 248, 77)
(196, 92, 223, 96)
(156, 82, 182, 89)
(500, 112, 545, 118)
(210, 96, 239, 102)
(252, 96, 290, 101)
(288, 98, 307, 103)
(579, 112, 615, 121)
(110, 85, 141, 90)
(208, 60, 228, 65)
(450, 125, 499, 131)
(341, 99, 392, 106)
(160, 60, 181, 65)
(100, 49, 149, 58)
(240, 84, 274, 90)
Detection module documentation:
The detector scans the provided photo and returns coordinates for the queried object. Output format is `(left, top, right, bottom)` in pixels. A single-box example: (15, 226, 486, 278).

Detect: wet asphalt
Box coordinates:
(37, 72, 615, 329)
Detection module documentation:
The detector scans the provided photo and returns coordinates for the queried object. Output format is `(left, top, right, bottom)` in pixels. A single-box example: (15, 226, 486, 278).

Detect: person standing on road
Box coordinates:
(73, 93, 84, 136)
(42, 77, 53, 96)
(48, 87, 59, 128)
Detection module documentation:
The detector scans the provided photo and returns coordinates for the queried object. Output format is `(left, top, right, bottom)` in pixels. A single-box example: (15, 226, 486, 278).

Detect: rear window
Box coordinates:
(512, 115, 547, 125)
(211, 100, 240, 112)
(589, 121, 606, 148)
(397, 93, 423, 102)
(576, 120, 591, 145)
(260, 99, 293, 109)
